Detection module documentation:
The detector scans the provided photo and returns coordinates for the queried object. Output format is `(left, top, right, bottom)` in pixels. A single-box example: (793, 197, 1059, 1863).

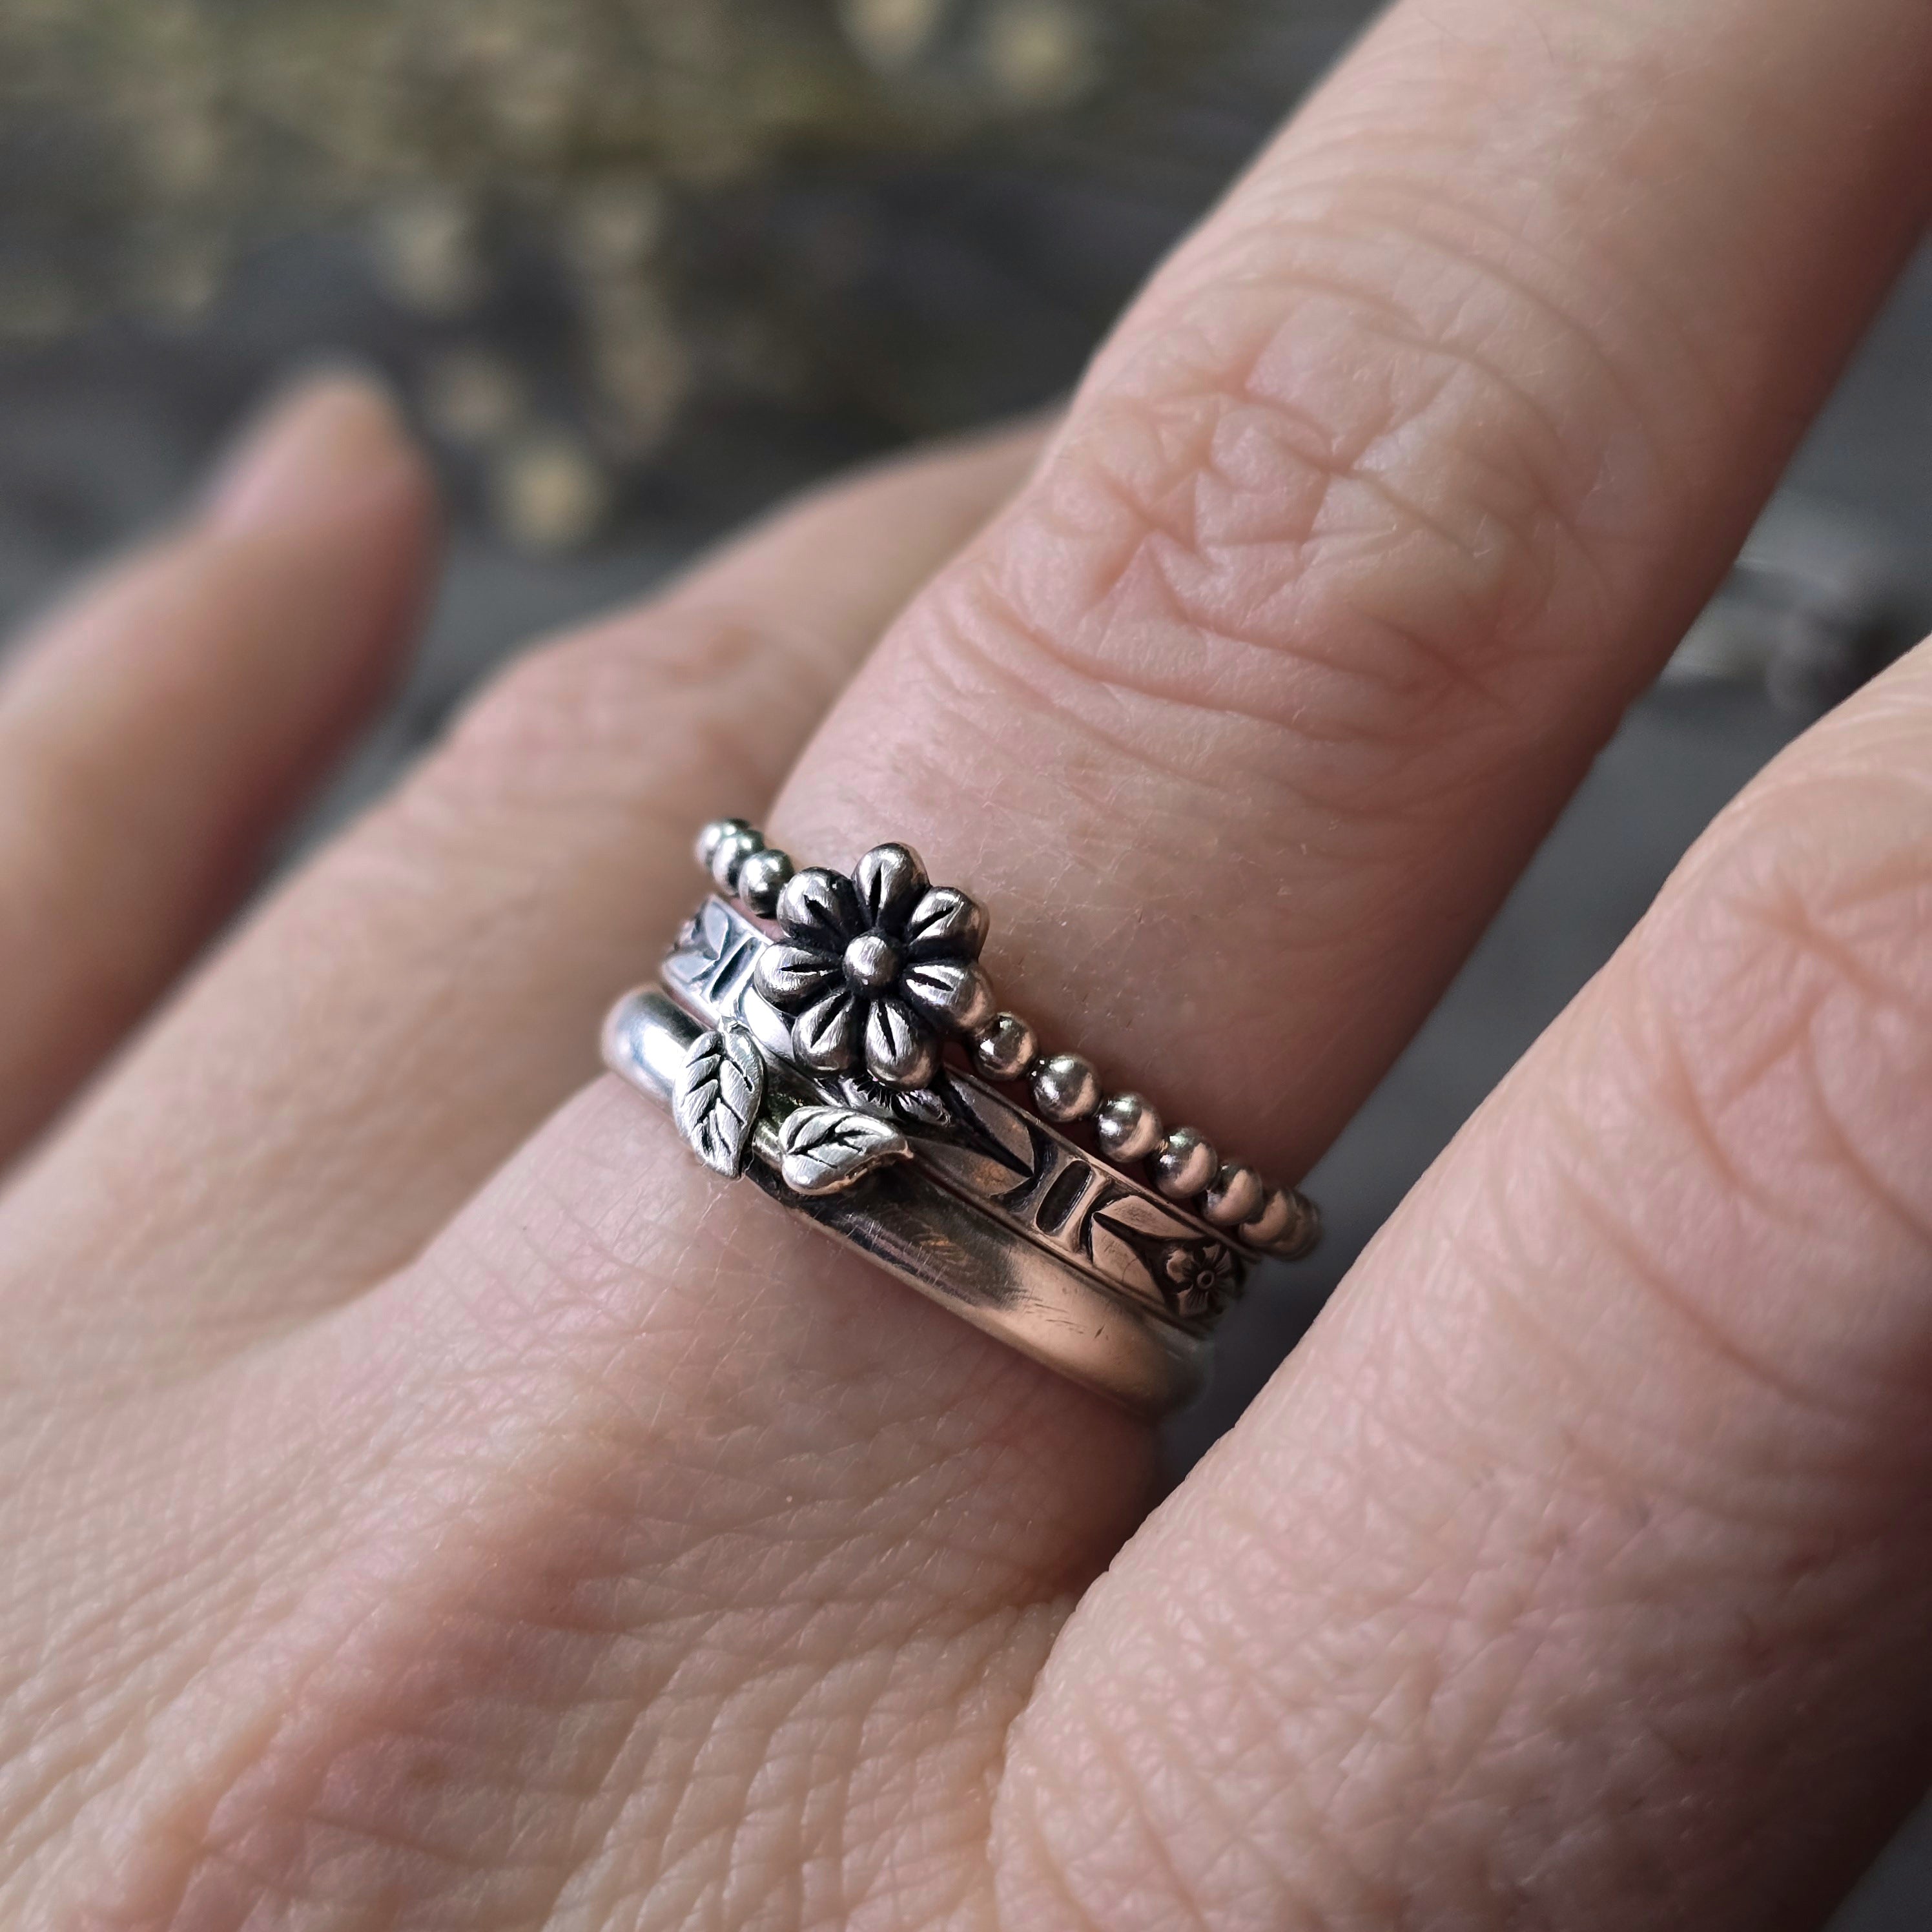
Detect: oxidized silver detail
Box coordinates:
(777, 1105, 911, 1197)
(695, 817, 752, 869)
(1240, 1184, 1313, 1251)
(709, 826, 766, 892)
(673, 1021, 765, 1178)
(736, 846, 794, 917)
(603, 987, 1209, 1414)
(601, 821, 1327, 1414)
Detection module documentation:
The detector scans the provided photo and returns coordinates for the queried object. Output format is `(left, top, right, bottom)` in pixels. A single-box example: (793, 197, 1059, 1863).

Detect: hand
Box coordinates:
(4, 1, 1931, 1924)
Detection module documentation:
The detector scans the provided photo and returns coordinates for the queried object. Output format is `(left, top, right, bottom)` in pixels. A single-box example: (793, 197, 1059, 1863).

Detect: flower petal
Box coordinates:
(902, 886, 987, 961)
(792, 987, 862, 1074)
(899, 958, 996, 1034)
(753, 943, 841, 1014)
(854, 843, 929, 936)
(776, 867, 862, 951)
(864, 996, 938, 1089)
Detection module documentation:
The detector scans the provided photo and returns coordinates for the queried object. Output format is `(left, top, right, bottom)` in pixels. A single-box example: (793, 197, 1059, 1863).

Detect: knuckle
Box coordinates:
(945, 179, 1690, 821)
(415, 602, 827, 819)
(1529, 739, 1932, 1443)
(1639, 758, 1932, 1261)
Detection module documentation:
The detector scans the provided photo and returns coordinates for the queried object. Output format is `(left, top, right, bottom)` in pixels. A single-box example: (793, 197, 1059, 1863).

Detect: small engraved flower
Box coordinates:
(1161, 1241, 1238, 1321)
(752, 843, 995, 1089)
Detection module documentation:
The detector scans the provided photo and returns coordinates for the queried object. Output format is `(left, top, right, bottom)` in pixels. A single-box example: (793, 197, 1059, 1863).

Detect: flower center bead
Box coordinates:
(843, 932, 899, 994)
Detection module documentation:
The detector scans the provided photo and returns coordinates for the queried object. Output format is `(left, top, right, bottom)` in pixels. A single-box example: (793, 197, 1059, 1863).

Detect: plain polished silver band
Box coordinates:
(604, 986, 1210, 1415)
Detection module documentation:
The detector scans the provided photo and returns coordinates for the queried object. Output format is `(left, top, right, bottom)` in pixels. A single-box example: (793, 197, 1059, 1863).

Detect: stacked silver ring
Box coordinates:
(599, 818, 1320, 1414)
(694, 817, 1318, 1262)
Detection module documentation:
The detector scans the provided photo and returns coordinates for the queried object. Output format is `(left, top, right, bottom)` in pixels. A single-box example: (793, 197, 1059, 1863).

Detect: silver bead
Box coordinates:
(695, 816, 751, 869)
(1239, 1186, 1299, 1251)
(1154, 1127, 1217, 1201)
(1244, 1189, 1320, 1258)
(710, 827, 765, 892)
(736, 846, 794, 916)
(1096, 1092, 1164, 1163)
(971, 1012, 1036, 1082)
(1033, 1053, 1100, 1123)
(1202, 1162, 1266, 1228)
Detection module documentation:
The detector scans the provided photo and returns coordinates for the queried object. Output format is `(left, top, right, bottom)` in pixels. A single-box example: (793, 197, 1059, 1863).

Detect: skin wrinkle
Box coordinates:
(911, 286, 1649, 917)
(1481, 1042, 1932, 1517)
(1166, 227, 1638, 590)
(934, 508, 1541, 876)
(1673, 943, 1932, 1274)
(1051, 391, 1539, 730)
(1741, 855, 1932, 1027)
(1227, 178, 1713, 475)
(1634, 812, 1932, 1278)
(1047, 362, 1579, 715)
(1121, 152, 1713, 494)
(1794, 1031, 1932, 1260)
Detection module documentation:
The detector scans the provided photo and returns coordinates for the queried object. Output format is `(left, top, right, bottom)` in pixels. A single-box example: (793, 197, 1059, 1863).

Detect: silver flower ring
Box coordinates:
(598, 819, 1320, 1414)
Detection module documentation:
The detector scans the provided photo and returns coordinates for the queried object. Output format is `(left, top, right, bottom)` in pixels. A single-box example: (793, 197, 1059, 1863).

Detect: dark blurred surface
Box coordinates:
(2, 2, 1930, 1921)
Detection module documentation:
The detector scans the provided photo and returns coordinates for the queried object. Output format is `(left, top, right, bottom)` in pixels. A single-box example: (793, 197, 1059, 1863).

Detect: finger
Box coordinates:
(777, 0, 1932, 1182)
(0, 375, 435, 1166)
(996, 632, 1932, 1931)
(0, 420, 1044, 1368)
(101, 0, 1932, 1920)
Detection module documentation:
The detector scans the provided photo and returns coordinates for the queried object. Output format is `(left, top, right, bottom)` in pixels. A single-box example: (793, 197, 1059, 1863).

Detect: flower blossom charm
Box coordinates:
(752, 843, 995, 1088)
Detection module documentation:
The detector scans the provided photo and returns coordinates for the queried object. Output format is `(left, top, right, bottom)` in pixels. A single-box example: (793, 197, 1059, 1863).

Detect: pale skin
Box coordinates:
(2, 0, 1931, 1923)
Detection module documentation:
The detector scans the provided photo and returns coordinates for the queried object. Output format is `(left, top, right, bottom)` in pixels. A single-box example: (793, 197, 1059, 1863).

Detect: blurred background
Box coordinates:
(1, 1, 1928, 1919)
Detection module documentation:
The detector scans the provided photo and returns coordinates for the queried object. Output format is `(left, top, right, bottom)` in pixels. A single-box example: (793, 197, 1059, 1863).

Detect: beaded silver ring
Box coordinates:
(696, 816, 1319, 1266)
(598, 818, 1319, 1413)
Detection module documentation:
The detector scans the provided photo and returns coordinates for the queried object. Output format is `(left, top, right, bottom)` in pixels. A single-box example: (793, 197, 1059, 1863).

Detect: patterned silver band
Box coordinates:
(602, 985, 1210, 1414)
(597, 823, 1321, 1414)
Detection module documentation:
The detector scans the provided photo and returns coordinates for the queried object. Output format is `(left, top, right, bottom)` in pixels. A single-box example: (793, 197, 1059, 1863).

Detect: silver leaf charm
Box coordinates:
(673, 1022, 766, 1177)
(777, 1106, 910, 1197)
